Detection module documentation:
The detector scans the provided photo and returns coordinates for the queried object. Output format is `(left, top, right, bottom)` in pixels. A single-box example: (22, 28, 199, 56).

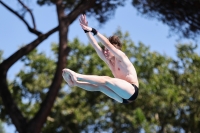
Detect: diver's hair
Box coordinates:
(108, 35, 122, 50)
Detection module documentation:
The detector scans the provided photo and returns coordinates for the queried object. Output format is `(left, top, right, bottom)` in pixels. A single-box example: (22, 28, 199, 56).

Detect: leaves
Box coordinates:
(2, 29, 200, 132)
(132, 0, 200, 39)
(0, 120, 6, 133)
(37, 0, 128, 24)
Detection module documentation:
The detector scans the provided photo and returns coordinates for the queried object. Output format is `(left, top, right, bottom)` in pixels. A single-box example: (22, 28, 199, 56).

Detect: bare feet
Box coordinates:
(62, 70, 74, 87)
(62, 69, 78, 82)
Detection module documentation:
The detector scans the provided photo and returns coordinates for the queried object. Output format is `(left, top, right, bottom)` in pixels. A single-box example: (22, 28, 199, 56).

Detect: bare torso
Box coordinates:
(106, 55, 139, 87)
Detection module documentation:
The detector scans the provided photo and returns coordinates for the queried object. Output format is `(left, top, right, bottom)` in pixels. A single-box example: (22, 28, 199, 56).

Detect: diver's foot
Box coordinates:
(62, 69, 79, 82)
(62, 70, 74, 87)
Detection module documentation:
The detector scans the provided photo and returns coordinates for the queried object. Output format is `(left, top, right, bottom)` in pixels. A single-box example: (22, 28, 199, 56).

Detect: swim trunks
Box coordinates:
(122, 84, 139, 104)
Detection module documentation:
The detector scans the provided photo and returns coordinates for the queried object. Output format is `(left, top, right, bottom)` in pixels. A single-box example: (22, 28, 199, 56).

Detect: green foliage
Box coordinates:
(0, 50, 3, 63)
(42, 37, 114, 133)
(36, 0, 127, 23)
(0, 50, 5, 121)
(132, 0, 200, 39)
(8, 49, 57, 119)
(5, 29, 200, 133)
(132, 41, 200, 132)
(0, 120, 5, 133)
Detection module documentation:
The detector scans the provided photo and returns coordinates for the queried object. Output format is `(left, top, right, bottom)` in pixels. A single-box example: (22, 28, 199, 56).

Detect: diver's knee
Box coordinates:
(101, 76, 112, 85)
(105, 78, 114, 86)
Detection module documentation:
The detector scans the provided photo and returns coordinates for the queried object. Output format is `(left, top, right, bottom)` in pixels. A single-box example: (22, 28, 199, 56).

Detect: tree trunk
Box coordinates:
(26, 1, 69, 132)
(0, 0, 95, 132)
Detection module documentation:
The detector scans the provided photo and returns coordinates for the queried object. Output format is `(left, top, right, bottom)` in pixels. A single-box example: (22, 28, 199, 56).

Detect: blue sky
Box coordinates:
(0, 0, 198, 132)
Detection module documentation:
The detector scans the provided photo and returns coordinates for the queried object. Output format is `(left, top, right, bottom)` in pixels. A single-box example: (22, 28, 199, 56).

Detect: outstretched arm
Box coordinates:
(79, 14, 108, 63)
(80, 17, 125, 60)
(95, 32, 126, 60)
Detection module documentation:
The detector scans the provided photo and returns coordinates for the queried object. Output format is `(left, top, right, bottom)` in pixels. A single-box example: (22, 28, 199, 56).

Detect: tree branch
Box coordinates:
(0, 0, 42, 36)
(65, 0, 96, 25)
(0, 25, 58, 132)
(27, 0, 68, 131)
(18, 0, 37, 30)
(0, 73, 26, 133)
(0, 0, 96, 132)
(26, 0, 96, 132)
(0, 26, 58, 72)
